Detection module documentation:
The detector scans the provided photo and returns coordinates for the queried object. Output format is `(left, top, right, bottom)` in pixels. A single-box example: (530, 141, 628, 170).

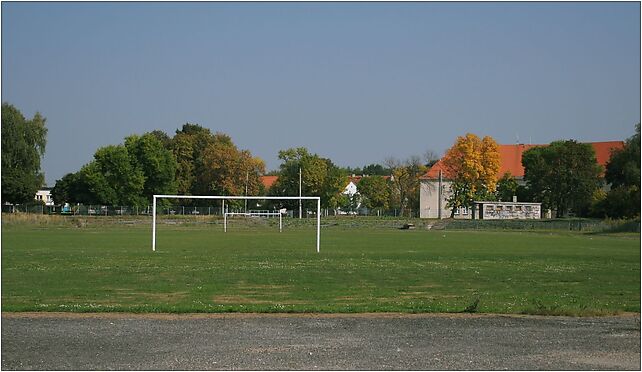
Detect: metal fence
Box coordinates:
(1, 204, 419, 218)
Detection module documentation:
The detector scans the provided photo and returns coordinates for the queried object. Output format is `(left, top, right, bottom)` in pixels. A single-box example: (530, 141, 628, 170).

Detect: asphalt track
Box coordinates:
(2, 312, 640, 370)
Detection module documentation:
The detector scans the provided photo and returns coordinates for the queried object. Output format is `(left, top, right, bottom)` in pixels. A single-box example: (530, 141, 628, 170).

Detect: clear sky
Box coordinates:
(2, 2, 640, 186)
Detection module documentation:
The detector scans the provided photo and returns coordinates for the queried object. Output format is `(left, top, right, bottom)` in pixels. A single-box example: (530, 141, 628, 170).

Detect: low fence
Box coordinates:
(431, 218, 641, 233)
(2, 204, 638, 233)
(1, 204, 420, 218)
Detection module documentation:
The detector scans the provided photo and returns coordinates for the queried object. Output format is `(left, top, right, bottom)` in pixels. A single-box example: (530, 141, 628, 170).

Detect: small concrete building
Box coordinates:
(472, 201, 541, 220)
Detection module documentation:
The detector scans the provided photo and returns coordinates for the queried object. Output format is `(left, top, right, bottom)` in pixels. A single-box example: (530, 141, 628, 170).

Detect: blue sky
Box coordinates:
(2, 2, 640, 185)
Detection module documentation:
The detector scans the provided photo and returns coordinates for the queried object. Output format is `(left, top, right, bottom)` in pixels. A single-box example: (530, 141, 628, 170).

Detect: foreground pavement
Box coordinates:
(2, 312, 640, 370)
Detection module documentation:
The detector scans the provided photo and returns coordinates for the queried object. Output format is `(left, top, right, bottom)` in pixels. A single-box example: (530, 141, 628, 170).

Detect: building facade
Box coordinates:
(35, 188, 54, 206)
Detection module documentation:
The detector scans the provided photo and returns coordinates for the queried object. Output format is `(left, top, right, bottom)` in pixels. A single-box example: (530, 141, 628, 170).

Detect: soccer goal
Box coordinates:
(151, 195, 321, 253)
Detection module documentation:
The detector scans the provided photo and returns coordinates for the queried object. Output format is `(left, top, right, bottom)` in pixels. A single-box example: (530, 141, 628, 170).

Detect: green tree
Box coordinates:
(522, 140, 602, 218)
(1, 103, 48, 204)
(606, 124, 640, 189)
(362, 163, 390, 176)
(148, 130, 172, 149)
(357, 175, 390, 211)
(170, 123, 217, 195)
(496, 172, 518, 202)
(50, 172, 93, 205)
(600, 124, 640, 218)
(270, 147, 344, 211)
(80, 145, 145, 206)
(125, 133, 177, 198)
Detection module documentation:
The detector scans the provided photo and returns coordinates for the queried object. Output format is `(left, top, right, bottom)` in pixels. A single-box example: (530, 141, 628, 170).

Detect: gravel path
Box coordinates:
(2, 312, 639, 370)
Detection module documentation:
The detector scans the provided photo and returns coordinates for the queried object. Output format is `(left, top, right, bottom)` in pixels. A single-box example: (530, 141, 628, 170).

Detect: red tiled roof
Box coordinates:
(588, 141, 625, 169)
(420, 141, 624, 180)
(259, 175, 279, 189)
(497, 144, 542, 178)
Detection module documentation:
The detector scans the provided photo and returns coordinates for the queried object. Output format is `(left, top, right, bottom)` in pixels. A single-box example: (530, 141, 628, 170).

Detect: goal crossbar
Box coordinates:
(152, 195, 321, 252)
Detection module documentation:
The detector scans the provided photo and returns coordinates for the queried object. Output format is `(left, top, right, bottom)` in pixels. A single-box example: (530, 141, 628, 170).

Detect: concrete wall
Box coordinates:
(476, 202, 541, 220)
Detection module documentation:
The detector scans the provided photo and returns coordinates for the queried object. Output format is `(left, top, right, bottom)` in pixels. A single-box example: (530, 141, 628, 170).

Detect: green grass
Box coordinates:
(2, 218, 639, 315)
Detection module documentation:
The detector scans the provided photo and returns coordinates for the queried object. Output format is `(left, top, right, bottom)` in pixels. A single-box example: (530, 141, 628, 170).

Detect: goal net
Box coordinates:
(224, 210, 284, 233)
(151, 195, 321, 252)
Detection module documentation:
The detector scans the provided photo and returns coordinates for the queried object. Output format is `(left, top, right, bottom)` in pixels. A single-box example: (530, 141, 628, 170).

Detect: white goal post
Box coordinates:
(152, 195, 321, 253)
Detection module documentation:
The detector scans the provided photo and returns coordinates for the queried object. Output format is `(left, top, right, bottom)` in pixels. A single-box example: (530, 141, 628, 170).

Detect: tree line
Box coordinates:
(1, 102, 639, 219)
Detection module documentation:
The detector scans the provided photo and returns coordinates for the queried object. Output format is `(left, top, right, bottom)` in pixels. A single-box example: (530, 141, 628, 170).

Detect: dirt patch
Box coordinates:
(211, 295, 273, 304)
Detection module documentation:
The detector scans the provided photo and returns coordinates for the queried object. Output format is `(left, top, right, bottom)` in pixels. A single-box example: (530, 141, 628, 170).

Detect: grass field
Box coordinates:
(2, 216, 639, 315)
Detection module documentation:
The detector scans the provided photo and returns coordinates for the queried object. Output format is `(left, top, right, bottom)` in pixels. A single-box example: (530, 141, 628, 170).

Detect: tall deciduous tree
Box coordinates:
(496, 172, 518, 202)
(1, 103, 48, 204)
(201, 133, 266, 196)
(54, 133, 177, 207)
(125, 133, 178, 198)
(80, 145, 146, 206)
(270, 147, 344, 210)
(50, 172, 93, 205)
(441, 133, 500, 217)
(600, 124, 640, 218)
(522, 140, 602, 218)
(385, 156, 426, 217)
(170, 123, 217, 195)
(357, 175, 390, 211)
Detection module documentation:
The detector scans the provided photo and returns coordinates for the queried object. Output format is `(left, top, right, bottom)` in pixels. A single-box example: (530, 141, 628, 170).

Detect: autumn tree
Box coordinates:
(385, 156, 426, 217)
(1, 103, 48, 205)
(522, 140, 602, 218)
(201, 133, 266, 196)
(441, 134, 501, 218)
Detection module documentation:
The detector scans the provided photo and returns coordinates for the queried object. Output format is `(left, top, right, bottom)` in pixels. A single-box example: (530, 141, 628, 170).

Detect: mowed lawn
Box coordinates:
(2, 222, 639, 315)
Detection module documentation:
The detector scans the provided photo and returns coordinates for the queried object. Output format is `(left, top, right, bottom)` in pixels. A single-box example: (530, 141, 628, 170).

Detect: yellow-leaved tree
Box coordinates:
(442, 133, 500, 218)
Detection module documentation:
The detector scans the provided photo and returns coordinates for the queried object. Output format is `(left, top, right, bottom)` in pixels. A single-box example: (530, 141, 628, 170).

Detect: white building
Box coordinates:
(35, 188, 54, 206)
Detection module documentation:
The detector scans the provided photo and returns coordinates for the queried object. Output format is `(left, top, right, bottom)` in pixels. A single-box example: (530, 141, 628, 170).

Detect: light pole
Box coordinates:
(244, 170, 249, 213)
(299, 167, 302, 219)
